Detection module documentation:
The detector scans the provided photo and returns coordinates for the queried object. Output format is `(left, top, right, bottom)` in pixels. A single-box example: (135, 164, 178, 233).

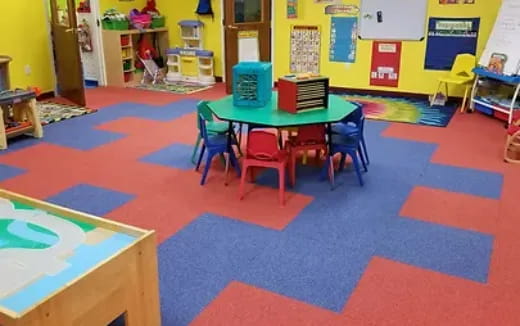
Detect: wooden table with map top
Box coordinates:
(0, 190, 161, 326)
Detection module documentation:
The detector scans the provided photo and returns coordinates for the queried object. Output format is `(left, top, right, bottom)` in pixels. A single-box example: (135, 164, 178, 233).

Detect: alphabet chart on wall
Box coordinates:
(290, 25, 321, 73)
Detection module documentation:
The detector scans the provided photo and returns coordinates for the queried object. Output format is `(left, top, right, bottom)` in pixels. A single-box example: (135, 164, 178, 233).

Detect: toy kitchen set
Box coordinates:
(166, 20, 215, 86)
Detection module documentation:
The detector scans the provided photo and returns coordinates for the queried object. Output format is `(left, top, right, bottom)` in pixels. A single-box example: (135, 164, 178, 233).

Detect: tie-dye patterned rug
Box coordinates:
(340, 93, 457, 127)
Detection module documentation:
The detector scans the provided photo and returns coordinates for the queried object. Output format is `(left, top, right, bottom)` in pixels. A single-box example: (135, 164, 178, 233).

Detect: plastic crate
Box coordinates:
(474, 102, 494, 116)
(102, 20, 129, 30)
(233, 62, 272, 107)
(124, 72, 133, 83)
(120, 35, 130, 46)
(151, 16, 166, 29)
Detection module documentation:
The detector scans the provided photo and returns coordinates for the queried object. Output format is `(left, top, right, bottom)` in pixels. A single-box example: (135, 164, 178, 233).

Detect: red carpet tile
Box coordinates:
(85, 84, 227, 109)
(401, 186, 499, 234)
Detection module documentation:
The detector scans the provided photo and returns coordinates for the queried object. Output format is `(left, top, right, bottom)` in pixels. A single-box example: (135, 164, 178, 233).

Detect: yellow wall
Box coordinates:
(0, 1, 55, 92)
(159, 0, 501, 95)
(100, 0, 147, 14)
(276, 0, 501, 95)
(158, 0, 224, 76)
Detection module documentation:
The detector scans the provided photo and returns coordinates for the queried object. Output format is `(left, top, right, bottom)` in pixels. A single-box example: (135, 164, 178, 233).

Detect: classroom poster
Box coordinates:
(370, 41, 402, 87)
(329, 17, 358, 63)
(425, 18, 480, 70)
(287, 0, 297, 19)
(290, 25, 321, 73)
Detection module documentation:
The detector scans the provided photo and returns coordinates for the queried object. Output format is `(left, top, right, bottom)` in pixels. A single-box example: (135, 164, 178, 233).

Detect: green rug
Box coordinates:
(37, 102, 97, 125)
(134, 82, 213, 95)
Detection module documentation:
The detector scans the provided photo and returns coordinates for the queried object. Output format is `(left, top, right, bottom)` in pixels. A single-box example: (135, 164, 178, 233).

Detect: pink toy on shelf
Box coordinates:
(129, 9, 151, 30)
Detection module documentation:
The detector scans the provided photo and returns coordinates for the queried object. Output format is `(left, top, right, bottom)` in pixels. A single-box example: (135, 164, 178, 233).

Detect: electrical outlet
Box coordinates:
(24, 65, 32, 76)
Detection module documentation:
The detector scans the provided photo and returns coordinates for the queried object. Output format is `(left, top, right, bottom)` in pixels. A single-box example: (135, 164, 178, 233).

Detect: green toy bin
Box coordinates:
(151, 17, 165, 29)
(102, 20, 129, 30)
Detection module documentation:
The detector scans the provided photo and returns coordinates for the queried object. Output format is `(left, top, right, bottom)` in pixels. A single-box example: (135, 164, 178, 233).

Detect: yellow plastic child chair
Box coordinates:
(430, 53, 476, 112)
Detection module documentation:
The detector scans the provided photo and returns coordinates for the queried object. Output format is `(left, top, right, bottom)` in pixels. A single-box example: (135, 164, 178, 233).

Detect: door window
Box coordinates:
(234, 0, 262, 23)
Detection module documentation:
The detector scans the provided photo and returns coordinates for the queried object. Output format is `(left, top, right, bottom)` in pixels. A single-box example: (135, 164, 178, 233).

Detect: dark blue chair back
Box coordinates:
(341, 102, 364, 125)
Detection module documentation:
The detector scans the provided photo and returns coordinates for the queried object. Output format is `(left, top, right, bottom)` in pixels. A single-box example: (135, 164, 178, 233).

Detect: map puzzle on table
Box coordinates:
(0, 198, 136, 314)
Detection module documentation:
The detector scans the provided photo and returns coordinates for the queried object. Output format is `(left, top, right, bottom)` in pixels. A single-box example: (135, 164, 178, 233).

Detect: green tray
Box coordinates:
(102, 20, 129, 30)
(151, 17, 165, 29)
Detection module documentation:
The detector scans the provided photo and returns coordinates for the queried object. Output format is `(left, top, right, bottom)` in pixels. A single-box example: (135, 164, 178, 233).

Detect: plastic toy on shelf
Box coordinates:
(166, 20, 215, 85)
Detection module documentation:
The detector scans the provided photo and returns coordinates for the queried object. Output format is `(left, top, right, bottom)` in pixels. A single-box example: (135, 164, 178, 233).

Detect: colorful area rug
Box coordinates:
(341, 93, 457, 127)
(134, 82, 213, 95)
(37, 102, 97, 125)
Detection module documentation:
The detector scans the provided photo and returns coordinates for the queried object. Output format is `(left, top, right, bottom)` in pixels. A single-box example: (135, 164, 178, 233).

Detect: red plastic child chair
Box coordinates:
(239, 130, 295, 205)
(285, 124, 327, 185)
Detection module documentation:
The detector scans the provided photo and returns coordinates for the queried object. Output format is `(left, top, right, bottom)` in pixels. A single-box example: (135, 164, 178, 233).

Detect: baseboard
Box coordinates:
(215, 76, 223, 83)
(272, 82, 462, 102)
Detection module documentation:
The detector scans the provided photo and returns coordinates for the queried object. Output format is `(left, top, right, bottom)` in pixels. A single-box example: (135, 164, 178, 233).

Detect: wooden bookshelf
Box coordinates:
(102, 28, 169, 87)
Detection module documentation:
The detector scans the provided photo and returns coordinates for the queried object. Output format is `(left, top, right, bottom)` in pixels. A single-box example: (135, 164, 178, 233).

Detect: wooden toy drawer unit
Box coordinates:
(278, 77, 330, 113)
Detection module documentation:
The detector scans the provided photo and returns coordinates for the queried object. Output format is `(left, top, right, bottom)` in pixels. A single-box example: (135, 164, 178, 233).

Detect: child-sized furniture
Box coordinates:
(196, 114, 241, 186)
(0, 55, 12, 91)
(191, 101, 234, 164)
(102, 28, 169, 87)
(239, 130, 294, 206)
(470, 67, 520, 126)
(430, 54, 476, 111)
(505, 118, 520, 163)
(166, 20, 215, 85)
(325, 116, 368, 188)
(285, 125, 327, 185)
(233, 62, 273, 107)
(0, 90, 43, 150)
(331, 103, 370, 165)
(0, 190, 161, 326)
(278, 76, 330, 113)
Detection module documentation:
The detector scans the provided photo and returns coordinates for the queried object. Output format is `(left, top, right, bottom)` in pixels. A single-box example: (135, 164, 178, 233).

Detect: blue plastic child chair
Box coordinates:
(331, 102, 370, 166)
(191, 101, 238, 164)
(196, 114, 241, 186)
(324, 116, 368, 187)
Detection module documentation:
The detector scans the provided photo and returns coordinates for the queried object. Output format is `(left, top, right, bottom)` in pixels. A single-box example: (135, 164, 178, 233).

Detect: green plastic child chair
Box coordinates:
(191, 101, 230, 163)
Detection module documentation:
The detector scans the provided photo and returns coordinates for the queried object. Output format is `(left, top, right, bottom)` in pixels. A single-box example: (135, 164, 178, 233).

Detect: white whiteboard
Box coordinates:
(359, 0, 428, 41)
(479, 0, 520, 76)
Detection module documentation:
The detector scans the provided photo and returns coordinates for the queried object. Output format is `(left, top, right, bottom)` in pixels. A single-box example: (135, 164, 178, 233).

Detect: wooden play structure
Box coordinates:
(0, 90, 43, 150)
(102, 28, 169, 87)
(0, 190, 161, 326)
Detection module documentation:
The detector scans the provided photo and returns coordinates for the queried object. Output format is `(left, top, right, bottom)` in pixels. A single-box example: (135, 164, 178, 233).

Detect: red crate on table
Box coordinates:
(278, 76, 329, 114)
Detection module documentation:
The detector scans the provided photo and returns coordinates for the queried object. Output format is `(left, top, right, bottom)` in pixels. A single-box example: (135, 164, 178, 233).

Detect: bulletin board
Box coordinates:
(330, 17, 358, 63)
(290, 25, 321, 73)
(370, 41, 402, 87)
(359, 0, 428, 41)
(425, 18, 480, 70)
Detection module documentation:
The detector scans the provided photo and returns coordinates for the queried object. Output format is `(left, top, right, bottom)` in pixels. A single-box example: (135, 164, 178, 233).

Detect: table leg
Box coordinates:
(327, 123, 335, 189)
(26, 99, 43, 138)
(0, 105, 6, 150)
(227, 121, 233, 154)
